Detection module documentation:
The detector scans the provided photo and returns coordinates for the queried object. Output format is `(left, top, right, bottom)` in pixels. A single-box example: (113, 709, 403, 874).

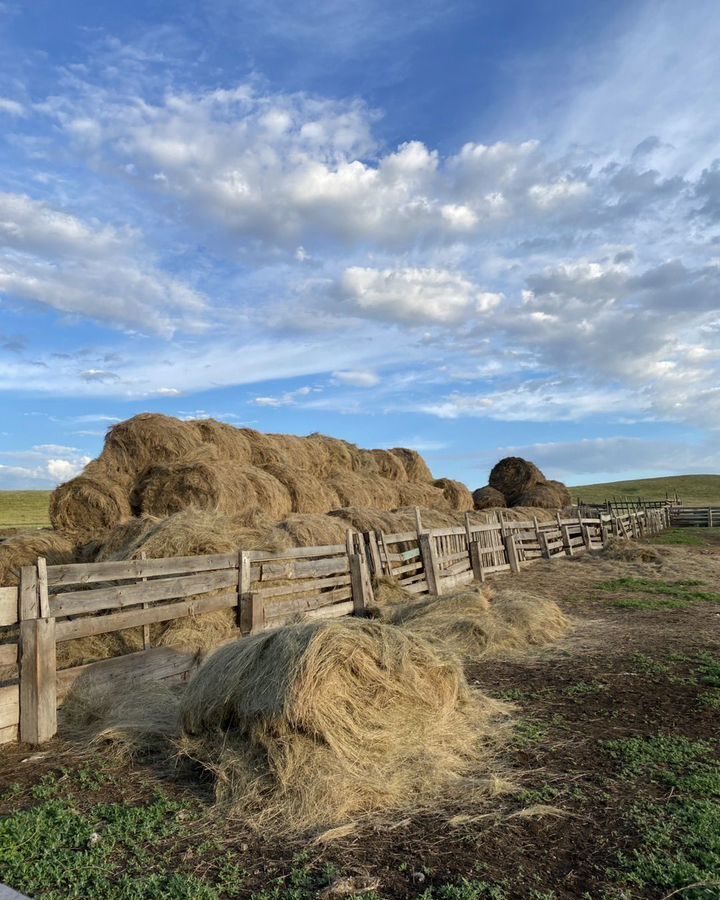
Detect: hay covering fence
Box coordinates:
(0, 505, 670, 747)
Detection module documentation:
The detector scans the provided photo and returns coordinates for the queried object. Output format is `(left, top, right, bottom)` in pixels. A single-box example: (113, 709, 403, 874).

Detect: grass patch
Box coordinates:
(597, 577, 720, 609)
(572, 474, 720, 507)
(0, 490, 51, 529)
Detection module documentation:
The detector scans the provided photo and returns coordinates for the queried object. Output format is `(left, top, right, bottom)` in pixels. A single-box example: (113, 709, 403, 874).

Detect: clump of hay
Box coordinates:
(262, 464, 340, 514)
(548, 480, 572, 508)
(516, 481, 566, 510)
(139, 459, 293, 523)
(385, 585, 571, 662)
(178, 618, 510, 831)
(328, 472, 401, 509)
(103, 413, 203, 477)
(0, 530, 76, 586)
(278, 514, 352, 548)
(397, 482, 448, 509)
(472, 486, 507, 510)
(390, 448, 433, 483)
(369, 450, 408, 482)
(600, 537, 663, 565)
(433, 478, 474, 512)
(489, 457, 544, 506)
(189, 419, 253, 465)
(50, 460, 132, 539)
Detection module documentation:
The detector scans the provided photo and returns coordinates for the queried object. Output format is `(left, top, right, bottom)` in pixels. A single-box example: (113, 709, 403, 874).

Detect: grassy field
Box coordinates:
(1, 529, 720, 898)
(571, 474, 720, 506)
(0, 490, 51, 529)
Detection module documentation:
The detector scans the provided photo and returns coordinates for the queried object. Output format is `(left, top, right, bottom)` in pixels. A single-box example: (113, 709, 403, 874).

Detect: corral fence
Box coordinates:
(579, 497, 677, 515)
(669, 506, 720, 528)
(0, 505, 670, 747)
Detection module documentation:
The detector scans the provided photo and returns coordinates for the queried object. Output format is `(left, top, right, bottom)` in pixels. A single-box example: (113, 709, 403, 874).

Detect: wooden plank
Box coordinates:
(399, 571, 428, 587)
(383, 531, 419, 544)
(248, 544, 345, 562)
(238, 550, 252, 634)
(504, 534, 521, 574)
(0, 683, 19, 729)
(37, 557, 49, 618)
(390, 560, 423, 577)
(302, 600, 354, 621)
(250, 591, 265, 635)
(259, 556, 348, 581)
(264, 589, 353, 621)
(430, 526, 467, 539)
(0, 586, 18, 627)
(469, 541, 484, 583)
(349, 553, 370, 615)
(254, 574, 351, 599)
(436, 549, 470, 567)
(414, 506, 423, 534)
(0, 722, 18, 745)
(440, 570, 474, 591)
(441, 558, 472, 578)
(19, 566, 38, 620)
(140, 552, 150, 650)
(418, 532, 441, 596)
(0, 642, 18, 668)
(51, 568, 238, 618)
(19, 617, 56, 744)
(367, 532, 383, 577)
(385, 547, 421, 563)
(48, 553, 237, 586)
(399, 581, 428, 594)
(55, 591, 238, 642)
(56, 646, 201, 703)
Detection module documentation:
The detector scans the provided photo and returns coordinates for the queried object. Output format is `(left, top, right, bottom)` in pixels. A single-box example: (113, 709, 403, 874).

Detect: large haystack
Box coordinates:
(516, 481, 567, 509)
(433, 478, 474, 512)
(389, 448, 433, 483)
(49, 460, 132, 540)
(489, 457, 544, 506)
(178, 618, 509, 831)
(475, 457, 571, 512)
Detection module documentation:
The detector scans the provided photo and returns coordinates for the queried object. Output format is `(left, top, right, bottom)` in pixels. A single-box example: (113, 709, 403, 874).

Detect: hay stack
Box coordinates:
(189, 419, 253, 464)
(472, 486, 507, 510)
(488, 457, 543, 506)
(103, 414, 202, 477)
(179, 618, 508, 830)
(329, 471, 401, 510)
(397, 482, 448, 509)
(262, 464, 340, 514)
(369, 450, 408, 482)
(0, 530, 76, 586)
(389, 448, 433, 483)
(139, 459, 293, 522)
(277, 514, 352, 548)
(548, 480, 572, 508)
(433, 478, 474, 512)
(516, 482, 566, 510)
(49, 460, 132, 540)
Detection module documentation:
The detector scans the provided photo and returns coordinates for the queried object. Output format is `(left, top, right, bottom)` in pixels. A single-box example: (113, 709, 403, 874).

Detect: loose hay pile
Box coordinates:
(473, 457, 571, 512)
(382, 585, 571, 662)
(0, 529, 75, 586)
(177, 618, 510, 831)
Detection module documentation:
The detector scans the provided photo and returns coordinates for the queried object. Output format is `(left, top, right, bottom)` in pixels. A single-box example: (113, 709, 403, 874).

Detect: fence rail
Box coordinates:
(0, 505, 671, 747)
(669, 507, 720, 528)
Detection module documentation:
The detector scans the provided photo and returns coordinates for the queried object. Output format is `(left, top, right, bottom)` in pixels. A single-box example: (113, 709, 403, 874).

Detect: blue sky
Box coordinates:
(1, 0, 719, 490)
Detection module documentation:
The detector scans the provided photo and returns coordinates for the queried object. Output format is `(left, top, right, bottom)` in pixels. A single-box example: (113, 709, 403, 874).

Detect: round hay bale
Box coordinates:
(0, 529, 76, 586)
(179, 618, 508, 830)
(328, 472, 401, 509)
(328, 506, 402, 534)
(389, 448, 433, 483)
(50, 460, 133, 539)
(240, 430, 292, 468)
(548, 480, 572, 508)
(488, 457, 544, 506)
(139, 460, 293, 523)
(433, 478, 474, 512)
(515, 482, 565, 509)
(369, 450, 408, 482)
(278, 514, 351, 547)
(189, 419, 253, 464)
(472, 486, 507, 510)
(262, 464, 340, 514)
(306, 434, 355, 475)
(397, 482, 448, 509)
(103, 414, 202, 476)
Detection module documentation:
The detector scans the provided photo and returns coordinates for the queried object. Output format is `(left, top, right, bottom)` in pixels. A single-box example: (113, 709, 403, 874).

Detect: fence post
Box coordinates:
(366, 531, 383, 578)
(238, 550, 257, 635)
(19, 564, 56, 745)
(503, 533, 521, 573)
(349, 554, 372, 615)
(418, 531, 441, 595)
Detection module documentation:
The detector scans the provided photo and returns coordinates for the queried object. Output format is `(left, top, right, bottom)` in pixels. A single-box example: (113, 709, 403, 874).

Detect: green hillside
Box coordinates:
(571, 474, 720, 507)
(0, 490, 52, 530)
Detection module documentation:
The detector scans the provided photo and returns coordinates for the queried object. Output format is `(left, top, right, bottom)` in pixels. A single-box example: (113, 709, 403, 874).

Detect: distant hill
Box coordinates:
(0, 490, 51, 530)
(571, 474, 720, 507)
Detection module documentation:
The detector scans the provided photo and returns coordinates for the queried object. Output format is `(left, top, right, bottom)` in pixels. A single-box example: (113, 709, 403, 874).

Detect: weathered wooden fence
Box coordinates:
(0, 505, 670, 747)
(669, 506, 720, 528)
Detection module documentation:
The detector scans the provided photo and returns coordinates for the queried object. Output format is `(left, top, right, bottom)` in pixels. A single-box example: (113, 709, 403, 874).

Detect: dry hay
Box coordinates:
(369, 449, 408, 482)
(548, 480, 572, 508)
(384, 584, 571, 662)
(599, 537, 663, 565)
(516, 481, 566, 510)
(433, 478, 474, 512)
(262, 464, 340, 514)
(0, 529, 76, 586)
(489, 457, 543, 506)
(103, 413, 203, 477)
(139, 459, 293, 523)
(178, 618, 510, 831)
(189, 419, 253, 465)
(49, 460, 132, 540)
(277, 513, 352, 548)
(389, 448, 433, 483)
(328, 471, 401, 510)
(472, 486, 507, 510)
(397, 481, 448, 509)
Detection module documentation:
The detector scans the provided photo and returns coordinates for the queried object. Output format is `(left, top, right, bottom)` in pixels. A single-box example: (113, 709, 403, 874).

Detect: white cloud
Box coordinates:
(333, 370, 380, 387)
(0, 444, 92, 488)
(0, 97, 25, 116)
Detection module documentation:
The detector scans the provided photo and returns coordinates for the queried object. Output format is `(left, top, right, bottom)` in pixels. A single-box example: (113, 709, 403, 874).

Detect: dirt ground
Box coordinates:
(1, 528, 719, 899)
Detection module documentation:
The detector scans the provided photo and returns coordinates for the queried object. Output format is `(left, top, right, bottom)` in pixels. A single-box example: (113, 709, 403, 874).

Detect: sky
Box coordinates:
(0, 0, 719, 491)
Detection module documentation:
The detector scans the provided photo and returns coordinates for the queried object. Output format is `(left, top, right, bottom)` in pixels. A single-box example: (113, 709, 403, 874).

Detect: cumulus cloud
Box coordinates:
(0, 443, 92, 488)
(0, 97, 25, 116)
(332, 369, 380, 387)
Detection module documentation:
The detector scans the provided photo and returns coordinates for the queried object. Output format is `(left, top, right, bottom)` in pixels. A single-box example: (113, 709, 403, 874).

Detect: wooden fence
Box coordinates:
(0, 506, 670, 747)
(669, 506, 720, 528)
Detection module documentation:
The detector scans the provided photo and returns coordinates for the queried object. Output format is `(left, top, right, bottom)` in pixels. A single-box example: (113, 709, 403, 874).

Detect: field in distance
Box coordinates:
(0, 490, 51, 529)
(572, 473, 720, 507)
